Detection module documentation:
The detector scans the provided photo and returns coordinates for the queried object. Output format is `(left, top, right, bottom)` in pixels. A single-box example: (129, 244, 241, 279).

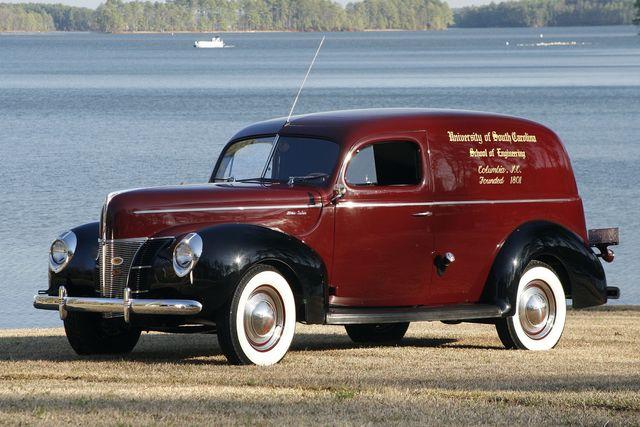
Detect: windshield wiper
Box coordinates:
(235, 177, 284, 184)
(287, 173, 329, 186)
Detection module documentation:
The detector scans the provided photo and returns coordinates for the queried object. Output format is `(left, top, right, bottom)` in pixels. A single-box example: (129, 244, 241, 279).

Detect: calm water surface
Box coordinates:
(1, 27, 639, 328)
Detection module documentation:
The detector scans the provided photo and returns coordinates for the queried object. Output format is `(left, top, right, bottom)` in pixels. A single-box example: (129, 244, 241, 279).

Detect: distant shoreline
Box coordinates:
(1, 24, 637, 36)
(2, 0, 635, 34)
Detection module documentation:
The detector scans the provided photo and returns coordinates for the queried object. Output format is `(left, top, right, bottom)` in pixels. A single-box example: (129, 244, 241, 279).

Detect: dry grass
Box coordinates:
(0, 310, 639, 425)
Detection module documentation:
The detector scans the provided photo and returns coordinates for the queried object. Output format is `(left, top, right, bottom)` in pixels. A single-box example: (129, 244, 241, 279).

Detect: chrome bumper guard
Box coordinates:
(33, 286, 202, 323)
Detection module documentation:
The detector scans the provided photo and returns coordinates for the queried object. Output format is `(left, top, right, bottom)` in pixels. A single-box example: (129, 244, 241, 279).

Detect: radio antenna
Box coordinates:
(286, 36, 325, 124)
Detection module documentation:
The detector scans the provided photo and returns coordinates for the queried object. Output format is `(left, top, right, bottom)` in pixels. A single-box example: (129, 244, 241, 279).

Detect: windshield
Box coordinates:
(212, 136, 340, 187)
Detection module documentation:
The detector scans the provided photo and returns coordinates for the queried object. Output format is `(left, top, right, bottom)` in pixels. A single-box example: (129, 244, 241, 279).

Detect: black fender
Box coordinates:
(190, 224, 328, 324)
(483, 221, 607, 315)
(47, 222, 99, 297)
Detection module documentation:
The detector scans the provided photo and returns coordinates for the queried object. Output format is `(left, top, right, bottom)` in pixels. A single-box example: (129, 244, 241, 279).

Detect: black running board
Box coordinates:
(325, 303, 505, 325)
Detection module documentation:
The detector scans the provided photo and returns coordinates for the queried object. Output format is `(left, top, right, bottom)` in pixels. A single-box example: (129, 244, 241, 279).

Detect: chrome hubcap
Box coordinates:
(518, 280, 556, 339)
(244, 285, 284, 351)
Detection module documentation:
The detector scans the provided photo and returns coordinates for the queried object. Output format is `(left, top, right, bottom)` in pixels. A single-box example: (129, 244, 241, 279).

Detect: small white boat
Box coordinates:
(194, 36, 225, 48)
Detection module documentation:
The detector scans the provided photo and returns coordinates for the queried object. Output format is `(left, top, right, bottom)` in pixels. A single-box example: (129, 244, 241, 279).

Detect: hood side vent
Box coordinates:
(129, 238, 174, 293)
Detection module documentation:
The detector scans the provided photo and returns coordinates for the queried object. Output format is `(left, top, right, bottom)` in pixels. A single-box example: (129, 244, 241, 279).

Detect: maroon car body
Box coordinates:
(35, 109, 619, 365)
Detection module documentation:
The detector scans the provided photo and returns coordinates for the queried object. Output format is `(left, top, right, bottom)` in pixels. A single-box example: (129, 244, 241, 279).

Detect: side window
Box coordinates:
(345, 145, 377, 185)
(346, 141, 421, 186)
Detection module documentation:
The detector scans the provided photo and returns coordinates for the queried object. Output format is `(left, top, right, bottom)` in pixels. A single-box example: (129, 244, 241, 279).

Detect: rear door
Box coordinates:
(330, 132, 435, 307)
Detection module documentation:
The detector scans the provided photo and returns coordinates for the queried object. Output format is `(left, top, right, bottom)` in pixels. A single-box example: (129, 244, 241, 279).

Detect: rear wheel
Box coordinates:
(345, 322, 409, 343)
(496, 261, 566, 350)
(217, 265, 296, 365)
(64, 312, 141, 355)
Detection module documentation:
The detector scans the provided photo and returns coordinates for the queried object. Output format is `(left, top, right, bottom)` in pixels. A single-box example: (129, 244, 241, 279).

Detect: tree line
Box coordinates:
(454, 0, 637, 27)
(94, 0, 454, 32)
(0, 0, 452, 33)
(0, 0, 638, 33)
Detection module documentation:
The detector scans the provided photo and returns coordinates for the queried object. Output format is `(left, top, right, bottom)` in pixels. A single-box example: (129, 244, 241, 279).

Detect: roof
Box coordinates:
(229, 108, 547, 144)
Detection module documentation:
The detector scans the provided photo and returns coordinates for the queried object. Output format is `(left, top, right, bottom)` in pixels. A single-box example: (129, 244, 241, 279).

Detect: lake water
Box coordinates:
(1, 26, 639, 328)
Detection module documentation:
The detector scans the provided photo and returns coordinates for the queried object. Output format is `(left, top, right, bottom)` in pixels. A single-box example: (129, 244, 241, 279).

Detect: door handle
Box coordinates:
(412, 211, 433, 217)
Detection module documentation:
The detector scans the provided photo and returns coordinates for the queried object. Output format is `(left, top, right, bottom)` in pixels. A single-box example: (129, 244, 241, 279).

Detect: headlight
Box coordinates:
(49, 230, 77, 273)
(172, 233, 203, 277)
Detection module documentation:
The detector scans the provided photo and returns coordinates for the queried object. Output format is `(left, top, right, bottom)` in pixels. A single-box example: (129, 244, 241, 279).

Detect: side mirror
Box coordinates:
(331, 184, 346, 204)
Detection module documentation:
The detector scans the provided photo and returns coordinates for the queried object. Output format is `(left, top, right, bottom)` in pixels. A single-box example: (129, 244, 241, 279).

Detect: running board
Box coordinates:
(325, 303, 505, 325)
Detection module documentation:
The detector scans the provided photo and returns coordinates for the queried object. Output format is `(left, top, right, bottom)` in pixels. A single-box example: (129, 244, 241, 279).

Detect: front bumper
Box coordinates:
(34, 286, 202, 323)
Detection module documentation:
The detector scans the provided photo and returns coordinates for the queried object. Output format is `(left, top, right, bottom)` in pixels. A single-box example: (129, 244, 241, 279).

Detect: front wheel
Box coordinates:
(216, 265, 296, 365)
(64, 312, 141, 355)
(496, 261, 566, 350)
(345, 322, 410, 343)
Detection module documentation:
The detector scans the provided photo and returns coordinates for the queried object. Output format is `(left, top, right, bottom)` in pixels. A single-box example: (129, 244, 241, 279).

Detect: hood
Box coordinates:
(102, 183, 325, 240)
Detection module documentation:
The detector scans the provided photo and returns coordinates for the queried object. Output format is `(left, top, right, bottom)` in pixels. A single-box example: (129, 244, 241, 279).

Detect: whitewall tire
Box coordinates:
(217, 265, 296, 365)
(496, 261, 566, 351)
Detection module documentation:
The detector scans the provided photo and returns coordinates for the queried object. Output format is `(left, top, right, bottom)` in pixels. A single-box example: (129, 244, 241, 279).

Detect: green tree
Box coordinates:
(347, 0, 452, 30)
(95, 0, 126, 32)
(0, 4, 55, 31)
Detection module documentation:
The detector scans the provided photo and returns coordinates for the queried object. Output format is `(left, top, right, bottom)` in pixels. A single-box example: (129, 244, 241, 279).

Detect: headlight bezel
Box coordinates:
(48, 230, 77, 273)
(172, 232, 203, 278)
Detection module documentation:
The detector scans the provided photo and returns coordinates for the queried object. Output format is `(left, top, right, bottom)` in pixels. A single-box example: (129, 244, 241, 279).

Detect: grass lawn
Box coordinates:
(0, 309, 638, 425)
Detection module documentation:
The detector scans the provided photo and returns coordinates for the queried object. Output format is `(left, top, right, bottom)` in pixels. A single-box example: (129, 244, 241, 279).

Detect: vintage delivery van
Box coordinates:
(35, 109, 619, 365)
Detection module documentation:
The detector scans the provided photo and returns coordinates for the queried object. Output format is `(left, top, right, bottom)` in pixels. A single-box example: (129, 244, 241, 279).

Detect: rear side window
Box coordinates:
(346, 141, 421, 186)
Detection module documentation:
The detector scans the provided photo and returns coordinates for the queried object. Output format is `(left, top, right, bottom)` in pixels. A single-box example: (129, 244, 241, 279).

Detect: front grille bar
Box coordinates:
(98, 238, 147, 300)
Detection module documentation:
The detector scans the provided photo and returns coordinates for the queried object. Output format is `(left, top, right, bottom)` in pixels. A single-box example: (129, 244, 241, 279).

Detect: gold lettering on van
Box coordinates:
(448, 131, 483, 144)
(446, 129, 537, 186)
(511, 132, 537, 143)
(490, 132, 536, 143)
(447, 130, 537, 145)
(496, 148, 526, 159)
(469, 148, 488, 158)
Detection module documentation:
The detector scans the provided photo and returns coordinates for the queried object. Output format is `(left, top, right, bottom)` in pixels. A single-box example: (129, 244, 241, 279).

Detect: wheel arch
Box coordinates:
(191, 223, 328, 324)
(481, 220, 607, 315)
(259, 258, 308, 322)
(533, 254, 572, 297)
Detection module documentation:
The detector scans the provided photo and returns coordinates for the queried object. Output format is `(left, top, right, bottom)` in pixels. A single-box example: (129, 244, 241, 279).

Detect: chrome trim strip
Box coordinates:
(132, 198, 576, 214)
(431, 197, 578, 206)
(99, 237, 173, 244)
(340, 202, 432, 208)
(338, 198, 577, 209)
(133, 204, 320, 215)
(326, 304, 504, 325)
(101, 237, 150, 243)
(124, 240, 146, 295)
(34, 286, 202, 321)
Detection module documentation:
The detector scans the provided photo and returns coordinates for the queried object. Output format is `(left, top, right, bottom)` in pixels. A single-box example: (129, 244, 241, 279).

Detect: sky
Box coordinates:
(3, 0, 494, 10)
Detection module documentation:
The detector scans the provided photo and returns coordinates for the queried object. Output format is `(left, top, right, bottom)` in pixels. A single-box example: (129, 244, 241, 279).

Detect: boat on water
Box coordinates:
(194, 36, 225, 48)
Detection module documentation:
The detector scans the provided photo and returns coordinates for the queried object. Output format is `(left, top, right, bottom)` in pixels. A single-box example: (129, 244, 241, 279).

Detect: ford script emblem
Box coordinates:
(111, 257, 124, 266)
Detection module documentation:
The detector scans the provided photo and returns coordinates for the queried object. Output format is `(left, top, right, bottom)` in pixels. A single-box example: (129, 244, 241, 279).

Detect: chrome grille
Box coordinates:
(98, 239, 147, 299)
